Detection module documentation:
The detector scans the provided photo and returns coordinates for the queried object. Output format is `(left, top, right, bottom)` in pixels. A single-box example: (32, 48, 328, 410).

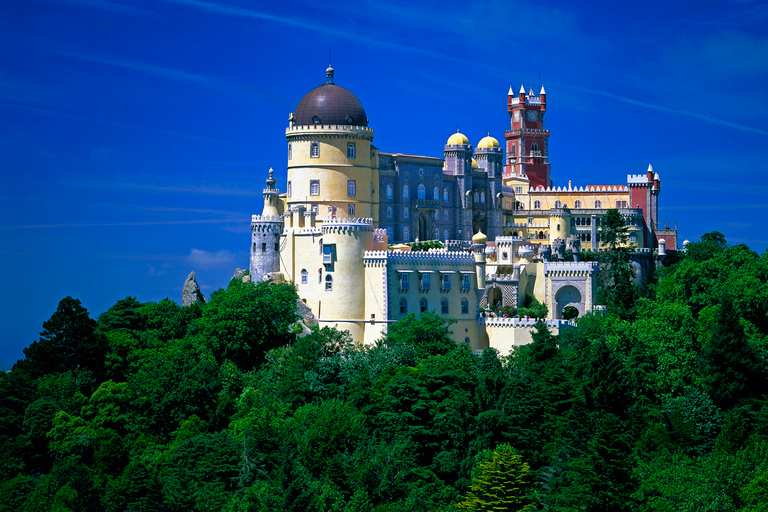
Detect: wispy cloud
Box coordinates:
(111, 182, 262, 196)
(0, 218, 245, 230)
(185, 248, 240, 270)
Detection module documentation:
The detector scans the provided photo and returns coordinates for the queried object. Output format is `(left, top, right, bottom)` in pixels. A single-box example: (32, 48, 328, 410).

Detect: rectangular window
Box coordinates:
(274, 242, 279, 252)
(421, 273, 430, 290)
(310, 180, 319, 196)
(261, 243, 266, 252)
(442, 274, 450, 290)
(616, 200, 627, 208)
(347, 142, 356, 158)
(347, 180, 356, 196)
(515, 186, 522, 194)
(400, 273, 409, 290)
(462, 274, 471, 290)
(310, 142, 319, 158)
(323, 244, 333, 264)
(287, 181, 292, 197)
(288, 143, 292, 160)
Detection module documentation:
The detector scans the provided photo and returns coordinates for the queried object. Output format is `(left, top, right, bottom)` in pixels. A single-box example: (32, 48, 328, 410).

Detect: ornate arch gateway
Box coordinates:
(555, 285, 582, 319)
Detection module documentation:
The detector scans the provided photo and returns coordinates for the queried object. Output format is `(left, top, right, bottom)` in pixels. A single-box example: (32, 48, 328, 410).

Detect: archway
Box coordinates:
(555, 285, 582, 319)
(419, 213, 428, 241)
(488, 287, 502, 309)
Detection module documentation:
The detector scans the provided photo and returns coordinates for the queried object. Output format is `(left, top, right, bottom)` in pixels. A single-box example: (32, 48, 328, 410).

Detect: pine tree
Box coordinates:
(457, 444, 534, 511)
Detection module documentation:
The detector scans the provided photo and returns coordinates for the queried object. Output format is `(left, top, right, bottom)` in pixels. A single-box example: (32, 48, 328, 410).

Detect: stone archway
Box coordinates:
(488, 287, 502, 309)
(555, 285, 582, 319)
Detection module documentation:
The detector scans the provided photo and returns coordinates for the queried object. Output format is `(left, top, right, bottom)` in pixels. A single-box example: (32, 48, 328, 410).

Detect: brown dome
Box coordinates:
(294, 82, 368, 127)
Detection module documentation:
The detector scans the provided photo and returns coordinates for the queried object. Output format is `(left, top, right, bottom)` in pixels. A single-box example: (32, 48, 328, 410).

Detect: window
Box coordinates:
(400, 298, 407, 314)
(629, 233, 637, 244)
(444, 229, 449, 241)
(404, 207, 409, 219)
(474, 191, 480, 204)
(387, 207, 392, 218)
(443, 188, 449, 202)
(481, 192, 485, 204)
(387, 227, 393, 239)
(515, 186, 522, 194)
(288, 143, 292, 160)
(595, 200, 602, 208)
(403, 185, 409, 199)
(531, 143, 539, 156)
(461, 298, 469, 314)
(434, 229, 439, 239)
(444, 210, 448, 221)
(323, 244, 332, 264)
(325, 274, 333, 291)
(464, 337, 471, 345)
(348, 204, 355, 215)
(616, 200, 628, 208)
(554, 199, 562, 208)
(310, 142, 319, 158)
(433, 187, 439, 200)
(421, 273, 430, 290)
(442, 274, 450, 290)
(574, 200, 581, 208)
(287, 181, 292, 197)
(261, 243, 266, 252)
(441, 298, 449, 314)
(347, 142, 356, 158)
(462, 274, 471, 290)
(534, 200, 541, 209)
(418, 184, 426, 199)
(301, 269, 307, 284)
(275, 242, 279, 252)
(347, 180, 356, 196)
(310, 180, 319, 196)
(420, 297, 428, 313)
(400, 273, 409, 290)
(403, 227, 410, 241)
(318, 268, 322, 283)
(386, 184, 393, 199)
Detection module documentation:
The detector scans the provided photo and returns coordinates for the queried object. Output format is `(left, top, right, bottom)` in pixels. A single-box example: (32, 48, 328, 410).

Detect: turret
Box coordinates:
(472, 230, 487, 290)
(540, 85, 546, 111)
(519, 83, 526, 104)
(250, 170, 284, 280)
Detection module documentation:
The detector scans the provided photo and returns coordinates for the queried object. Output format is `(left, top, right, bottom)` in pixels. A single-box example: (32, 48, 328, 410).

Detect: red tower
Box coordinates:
(504, 84, 551, 189)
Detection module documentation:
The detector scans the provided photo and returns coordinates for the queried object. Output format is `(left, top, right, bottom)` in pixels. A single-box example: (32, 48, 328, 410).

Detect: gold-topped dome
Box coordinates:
(477, 133, 499, 149)
(472, 230, 487, 244)
(471, 158, 479, 169)
(447, 129, 469, 146)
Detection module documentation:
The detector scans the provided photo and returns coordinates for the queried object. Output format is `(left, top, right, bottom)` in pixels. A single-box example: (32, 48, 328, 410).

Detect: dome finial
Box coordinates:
(326, 51, 334, 83)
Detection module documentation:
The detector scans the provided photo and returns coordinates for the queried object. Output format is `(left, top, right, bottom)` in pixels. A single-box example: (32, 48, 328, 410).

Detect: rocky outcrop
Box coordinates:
(295, 299, 317, 327)
(232, 268, 246, 281)
(182, 271, 206, 307)
(263, 272, 285, 283)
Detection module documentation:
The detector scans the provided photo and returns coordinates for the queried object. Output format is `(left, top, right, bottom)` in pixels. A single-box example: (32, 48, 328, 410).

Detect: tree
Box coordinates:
(383, 311, 456, 359)
(597, 210, 638, 319)
(456, 444, 534, 511)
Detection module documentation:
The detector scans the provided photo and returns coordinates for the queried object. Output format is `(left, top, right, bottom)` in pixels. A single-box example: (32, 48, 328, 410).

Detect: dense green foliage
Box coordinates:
(2, 233, 768, 511)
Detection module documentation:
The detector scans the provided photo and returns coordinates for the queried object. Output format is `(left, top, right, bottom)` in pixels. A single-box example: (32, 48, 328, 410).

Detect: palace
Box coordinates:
(249, 66, 676, 351)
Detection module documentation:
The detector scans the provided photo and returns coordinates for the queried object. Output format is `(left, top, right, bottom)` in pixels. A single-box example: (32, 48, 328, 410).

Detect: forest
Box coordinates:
(1, 230, 767, 511)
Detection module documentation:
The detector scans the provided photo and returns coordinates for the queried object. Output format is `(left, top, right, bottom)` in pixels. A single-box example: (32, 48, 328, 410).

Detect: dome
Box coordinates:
(471, 158, 479, 169)
(447, 129, 469, 146)
(293, 69, 367, 127)
(472, 230, 487, 244)
(477, 134, 499, 149)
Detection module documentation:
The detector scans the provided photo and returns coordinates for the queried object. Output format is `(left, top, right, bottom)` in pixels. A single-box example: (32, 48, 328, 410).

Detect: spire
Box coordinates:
(508, 85, 514, 95)
(647, 163, 654, 173)
(528, 86, 534, 96)
(540, 84, 546, 95)
(326, 61, 334, 83)
(519, 84, 526, 94)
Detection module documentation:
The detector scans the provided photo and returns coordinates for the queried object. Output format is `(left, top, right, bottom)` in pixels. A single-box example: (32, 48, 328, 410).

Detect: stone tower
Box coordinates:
(249, 168, 283, 280)
(505, 84, 551, 189)
(475, 133, 504, 240)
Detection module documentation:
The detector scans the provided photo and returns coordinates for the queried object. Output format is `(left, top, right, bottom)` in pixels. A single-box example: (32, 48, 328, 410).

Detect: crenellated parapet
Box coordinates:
(530, 184, 629, 193)
(479, 317, 575, 328)
(251, 214, 283, 223)
(544, 261, 598, 276)
(322, 217, 375, 233)
(367, 249, 474, 265)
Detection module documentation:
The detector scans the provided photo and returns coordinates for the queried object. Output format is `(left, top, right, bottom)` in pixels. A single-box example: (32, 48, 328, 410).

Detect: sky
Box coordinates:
(1, 0, 767, 367)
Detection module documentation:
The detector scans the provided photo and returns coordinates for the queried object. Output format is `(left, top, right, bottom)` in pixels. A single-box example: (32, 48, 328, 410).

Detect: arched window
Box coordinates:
(403, 227, 409, 241)
(629, 233, 637, 244)
(594, 200, 602, 208)
(481, 192, 485, 204)
(464, 337, 471, 345)
(434, 229, 439, 240)
(386, 184, 393, 199)
(574, 200, 581, 208)
(534, 200, 541, 209)
(403, 185, 409, 199)
(288, 143, 292, 160)
(348, 204, 355, 215)
(443, 188, 449, 202)
(554, 199, 562, 208)
(347, 180, 356, 196)
(387, 227, 393, 239)
(387, 207, 392, 218)
(539, 231, 545, 239)
(461, 298, 469, 314)
(301, 269, 307, 284)
(325, 274, 333, 291)
(399, 298, 407, 314)
(318, 268, 322, 283)
(433, 187, 439, 200)
(404, 207, 409, 219)
(418, 184, 426, 199)
(444, 229, 449, 241)
(531, 143, 539, 155)
(287, 181, 292, 197)
(420, 297, 428, 313)
(441, 298, 449, 315)
(444, 210, 448, 221)
(474, 191, 480, 203)
(310, 142, 319, 158)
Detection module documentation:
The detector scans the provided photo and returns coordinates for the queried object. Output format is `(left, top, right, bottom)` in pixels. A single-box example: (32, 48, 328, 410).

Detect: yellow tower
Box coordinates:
(286, 65, 379, 225)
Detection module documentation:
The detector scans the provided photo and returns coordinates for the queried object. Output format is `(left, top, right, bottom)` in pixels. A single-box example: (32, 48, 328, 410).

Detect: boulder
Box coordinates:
(232, 268, 246, 281)
(182, 271, 206, 307)
(295, 299, 317, 327)
(263, 271, 285, 283)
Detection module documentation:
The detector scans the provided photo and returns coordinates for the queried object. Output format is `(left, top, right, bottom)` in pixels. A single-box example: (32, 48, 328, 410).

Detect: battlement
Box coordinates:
(530, 185, 629, 193)
(504, 128, 550, 137)
(479, 317, 575, 328)
(373, 228, 387, 243)
(505, 221, 549, 228)
(322, 217, 374, 233)
(544, 261, 598, 274)
(508, 97, 542, 107)
(627, 174, 650, 185)
(486, 273, 518, 282)
(251, 214, 283, 223)
(495, 236, 526, 245)
(363, 250, 474, 264)
(262, 188, 280, 195)
(285, 124, 374, 137)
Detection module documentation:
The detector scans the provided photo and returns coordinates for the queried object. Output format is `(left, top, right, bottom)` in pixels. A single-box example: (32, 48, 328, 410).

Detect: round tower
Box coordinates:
(475, 133, 504, 240)
(250, 168, 284, 280)
(472, 230, 487, 290)
(318, 217, 375, 341)
(286, 65, 378, 225)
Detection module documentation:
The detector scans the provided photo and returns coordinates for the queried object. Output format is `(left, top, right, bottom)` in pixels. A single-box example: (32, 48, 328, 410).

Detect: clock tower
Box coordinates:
(504, 84, 551, 189)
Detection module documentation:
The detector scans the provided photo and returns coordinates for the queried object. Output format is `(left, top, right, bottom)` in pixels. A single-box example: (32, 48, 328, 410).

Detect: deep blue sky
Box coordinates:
(1, 0, 767, 367)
